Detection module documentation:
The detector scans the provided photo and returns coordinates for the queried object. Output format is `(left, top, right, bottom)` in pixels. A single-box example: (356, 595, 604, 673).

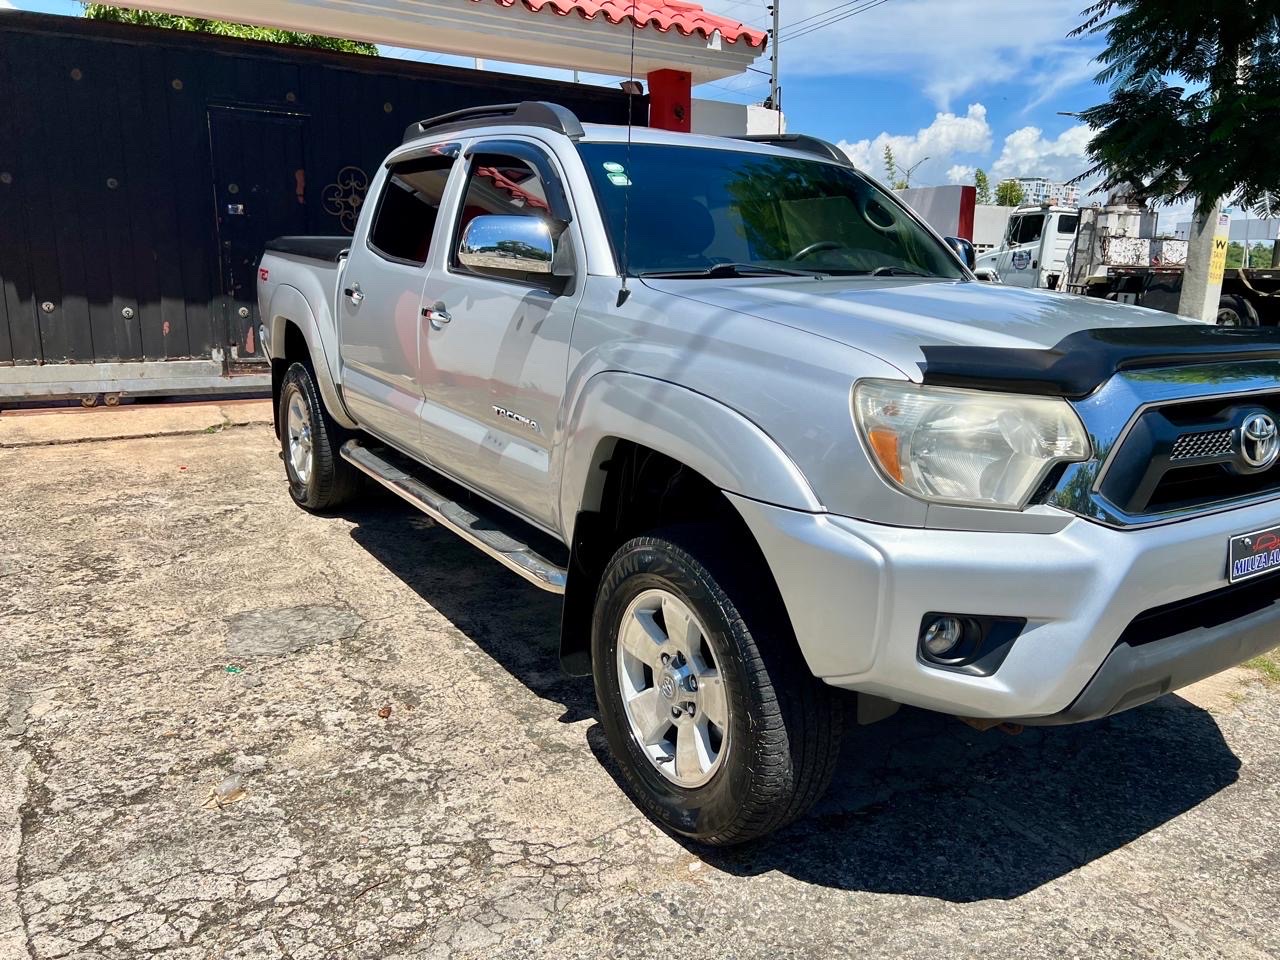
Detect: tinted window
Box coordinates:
(368, 156, 453, 265)
(577, 142, 965, 279)
(453, 153, 554, 284)
(1057, 214, 1079, 235)
(1015, 214, 1045, 245)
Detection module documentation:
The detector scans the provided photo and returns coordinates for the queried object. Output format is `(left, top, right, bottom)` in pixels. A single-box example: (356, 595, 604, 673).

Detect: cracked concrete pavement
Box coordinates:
(2, 420, 1280, 958)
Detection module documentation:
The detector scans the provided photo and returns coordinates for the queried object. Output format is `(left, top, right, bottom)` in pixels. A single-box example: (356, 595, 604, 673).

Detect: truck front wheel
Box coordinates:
(591, 530, 843, 845)
(278, 362, 359, 511)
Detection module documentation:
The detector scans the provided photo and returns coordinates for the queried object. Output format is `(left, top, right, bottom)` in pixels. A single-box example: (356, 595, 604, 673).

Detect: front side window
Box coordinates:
(1015, 214, 1046, 246)
(367, 155, 453, 265)
(577, 142, 965, 279)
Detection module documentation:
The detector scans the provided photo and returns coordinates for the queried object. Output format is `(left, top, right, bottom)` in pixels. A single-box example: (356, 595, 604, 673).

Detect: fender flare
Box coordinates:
(558, 371, 823, 537)
(267, 284, 358, 429)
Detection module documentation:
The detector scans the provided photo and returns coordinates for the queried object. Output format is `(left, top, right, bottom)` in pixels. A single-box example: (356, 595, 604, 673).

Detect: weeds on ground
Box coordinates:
(1245, 648, 1280, 685)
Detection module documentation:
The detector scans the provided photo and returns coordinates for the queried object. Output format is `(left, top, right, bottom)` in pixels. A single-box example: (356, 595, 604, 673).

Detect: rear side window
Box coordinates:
(367, 156, 454, 265)
(1057, 214, 1080, 235)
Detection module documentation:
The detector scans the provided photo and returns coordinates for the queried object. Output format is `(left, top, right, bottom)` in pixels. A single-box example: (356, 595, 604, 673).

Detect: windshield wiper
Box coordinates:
(640, 263, 825, 279)
(870, 265, 934, 278)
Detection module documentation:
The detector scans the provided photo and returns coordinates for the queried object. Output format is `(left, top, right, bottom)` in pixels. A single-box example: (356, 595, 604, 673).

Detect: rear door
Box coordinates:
(415, 140, 581, 529)
(338, 150, 458, 452)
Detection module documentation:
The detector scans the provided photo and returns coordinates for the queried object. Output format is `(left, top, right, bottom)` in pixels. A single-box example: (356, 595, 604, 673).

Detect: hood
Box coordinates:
(645, 276, 1192, 357)
(642, 276, 1235, 395)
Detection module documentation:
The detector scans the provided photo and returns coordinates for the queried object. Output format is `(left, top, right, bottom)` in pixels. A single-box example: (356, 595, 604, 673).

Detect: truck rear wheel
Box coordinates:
(278, 362, 359, 511)
(591, 529, 842, 845)
(1217, 294, 1260, 327)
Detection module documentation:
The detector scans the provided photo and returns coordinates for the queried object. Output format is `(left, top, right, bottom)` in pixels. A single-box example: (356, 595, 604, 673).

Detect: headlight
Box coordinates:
(852, 379, 1090, 509)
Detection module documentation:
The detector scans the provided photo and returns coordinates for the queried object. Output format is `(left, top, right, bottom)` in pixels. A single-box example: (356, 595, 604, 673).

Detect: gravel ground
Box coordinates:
(2, 423, 1280, 959)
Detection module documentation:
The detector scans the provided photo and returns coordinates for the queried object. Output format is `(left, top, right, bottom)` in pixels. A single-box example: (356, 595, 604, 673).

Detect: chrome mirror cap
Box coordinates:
(457, 215, 554, 276)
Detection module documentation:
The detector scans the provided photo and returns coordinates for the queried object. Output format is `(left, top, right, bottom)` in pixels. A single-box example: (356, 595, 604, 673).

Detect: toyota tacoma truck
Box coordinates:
(258, 101, 1280, 845)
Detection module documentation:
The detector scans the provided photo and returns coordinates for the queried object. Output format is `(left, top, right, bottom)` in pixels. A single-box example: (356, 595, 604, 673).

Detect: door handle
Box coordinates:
(422, 302, 452, 328)
(344, 284, 364, 306)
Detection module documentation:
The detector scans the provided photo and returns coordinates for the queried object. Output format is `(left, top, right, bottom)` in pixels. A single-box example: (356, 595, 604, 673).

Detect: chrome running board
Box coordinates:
(340, 440, 568, 594)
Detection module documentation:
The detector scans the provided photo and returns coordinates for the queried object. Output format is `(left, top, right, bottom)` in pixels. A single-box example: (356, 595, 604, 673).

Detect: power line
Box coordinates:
(781, 0, 893, 42)
(782, 0, 891, 40)
(784, 0, 893, 42)
(783, 0, 869, 33)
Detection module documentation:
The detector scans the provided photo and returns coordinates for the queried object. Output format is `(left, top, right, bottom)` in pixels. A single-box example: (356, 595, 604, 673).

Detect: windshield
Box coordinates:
(577, 142, 966, 280)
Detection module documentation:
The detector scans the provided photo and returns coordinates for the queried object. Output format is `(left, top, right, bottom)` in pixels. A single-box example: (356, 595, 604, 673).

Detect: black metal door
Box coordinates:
(209, 106, 308, 362)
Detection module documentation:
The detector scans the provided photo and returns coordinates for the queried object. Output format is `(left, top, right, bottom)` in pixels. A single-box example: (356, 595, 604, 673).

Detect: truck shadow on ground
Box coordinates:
(346, 501, 1242, 903)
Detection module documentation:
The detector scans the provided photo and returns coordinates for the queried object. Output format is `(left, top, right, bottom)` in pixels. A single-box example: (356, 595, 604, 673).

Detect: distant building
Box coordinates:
(1002, 177, 1079, 207)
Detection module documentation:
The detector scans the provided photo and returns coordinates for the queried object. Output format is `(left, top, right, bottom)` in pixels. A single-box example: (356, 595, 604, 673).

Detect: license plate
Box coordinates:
(1228, 524, 1280, 582)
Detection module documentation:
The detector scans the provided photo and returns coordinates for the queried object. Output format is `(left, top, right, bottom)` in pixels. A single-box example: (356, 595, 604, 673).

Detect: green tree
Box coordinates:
(1225, 241, 1246, 269)
(82, 4, 379, 55)
(974, 168, 992, 205)
(1070, 1, 1280, 216)
(882, 145, 909, 190)
(994, 179, 1026, 206)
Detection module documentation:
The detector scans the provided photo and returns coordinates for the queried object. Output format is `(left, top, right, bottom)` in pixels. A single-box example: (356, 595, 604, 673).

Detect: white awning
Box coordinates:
(117, 0, 766, 84)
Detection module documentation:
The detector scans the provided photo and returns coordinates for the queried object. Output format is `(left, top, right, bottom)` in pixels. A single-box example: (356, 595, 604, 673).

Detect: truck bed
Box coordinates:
(263, 236, 351, 263)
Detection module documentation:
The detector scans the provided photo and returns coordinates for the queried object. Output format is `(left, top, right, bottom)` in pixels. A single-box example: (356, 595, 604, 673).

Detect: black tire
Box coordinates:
(1217, 294, 1260, 328)
(278, 362, 360, 511)
(591, 529, 843, 845)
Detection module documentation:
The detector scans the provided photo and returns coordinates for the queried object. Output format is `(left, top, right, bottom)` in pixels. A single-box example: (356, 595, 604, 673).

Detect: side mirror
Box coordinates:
(944, 236, 977, 270)
(972, 266, 1002, 283)
(458, 215, 554, 277)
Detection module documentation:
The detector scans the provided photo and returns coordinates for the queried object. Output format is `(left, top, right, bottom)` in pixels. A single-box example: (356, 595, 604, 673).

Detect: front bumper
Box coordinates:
(728, 493, 1280, 721)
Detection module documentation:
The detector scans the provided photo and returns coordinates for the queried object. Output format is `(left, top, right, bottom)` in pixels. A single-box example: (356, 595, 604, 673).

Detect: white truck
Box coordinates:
(981, 201, 1280, 327)
(976, 203, 1081, 290)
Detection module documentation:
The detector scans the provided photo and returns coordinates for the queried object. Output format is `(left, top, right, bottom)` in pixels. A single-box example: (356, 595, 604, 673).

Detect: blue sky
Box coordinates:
(7, 0, 1113, 194)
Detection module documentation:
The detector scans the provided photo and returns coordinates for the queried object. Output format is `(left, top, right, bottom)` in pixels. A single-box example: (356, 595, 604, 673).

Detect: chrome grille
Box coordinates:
(1169, 429, 1234, 461)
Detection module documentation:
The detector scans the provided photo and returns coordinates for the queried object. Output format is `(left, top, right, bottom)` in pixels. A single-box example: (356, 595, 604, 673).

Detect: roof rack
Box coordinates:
(733, 134, 853, 167)
(403, 101, 584, 144)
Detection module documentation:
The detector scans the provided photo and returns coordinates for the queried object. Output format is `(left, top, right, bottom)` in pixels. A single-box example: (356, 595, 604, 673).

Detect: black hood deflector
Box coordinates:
(920, 325, 1280, 399)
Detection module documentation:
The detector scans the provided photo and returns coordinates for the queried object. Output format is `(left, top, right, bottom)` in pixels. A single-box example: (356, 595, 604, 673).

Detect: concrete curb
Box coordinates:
(0, 401, 273, 448)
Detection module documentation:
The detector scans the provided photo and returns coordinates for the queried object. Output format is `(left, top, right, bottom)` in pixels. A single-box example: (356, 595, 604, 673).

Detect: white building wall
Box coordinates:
(974, 205, 1015, 252)
(691, 99, 784, 136)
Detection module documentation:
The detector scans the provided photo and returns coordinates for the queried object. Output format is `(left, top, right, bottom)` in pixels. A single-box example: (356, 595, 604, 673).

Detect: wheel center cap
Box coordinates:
(659, 673, 678, 701)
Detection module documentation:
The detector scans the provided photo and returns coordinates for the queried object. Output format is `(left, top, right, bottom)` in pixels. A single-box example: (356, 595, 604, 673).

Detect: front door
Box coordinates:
(996, 212, 1046, 288)
(416, 143, 579, 530)
(209, 106, 308, 362)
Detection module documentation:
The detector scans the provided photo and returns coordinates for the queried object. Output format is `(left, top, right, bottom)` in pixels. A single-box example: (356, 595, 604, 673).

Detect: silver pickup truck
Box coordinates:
(258, 101, 1280, 844)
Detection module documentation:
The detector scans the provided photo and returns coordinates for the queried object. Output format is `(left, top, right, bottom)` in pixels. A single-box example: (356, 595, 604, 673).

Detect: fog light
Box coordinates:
(922, 615, 965, 659)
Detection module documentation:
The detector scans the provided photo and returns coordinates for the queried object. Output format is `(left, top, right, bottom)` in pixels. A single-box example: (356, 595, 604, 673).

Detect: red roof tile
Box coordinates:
(478, 0, 768, 48)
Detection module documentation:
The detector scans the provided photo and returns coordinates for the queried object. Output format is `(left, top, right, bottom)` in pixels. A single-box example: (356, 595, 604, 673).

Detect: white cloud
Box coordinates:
(991, 124, 1093, 183)
(947, 164, 976, 185)
(718, 0, 1100, 110)
(837, 104, 992, 185)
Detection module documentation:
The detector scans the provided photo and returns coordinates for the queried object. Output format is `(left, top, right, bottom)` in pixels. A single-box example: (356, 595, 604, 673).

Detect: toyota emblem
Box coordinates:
(1240, 412, 1280, 470)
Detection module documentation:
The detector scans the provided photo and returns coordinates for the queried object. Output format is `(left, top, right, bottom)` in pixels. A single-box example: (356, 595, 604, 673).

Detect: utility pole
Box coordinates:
(768, 0, 780, 111)
(1177, 199, 1228, 323)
